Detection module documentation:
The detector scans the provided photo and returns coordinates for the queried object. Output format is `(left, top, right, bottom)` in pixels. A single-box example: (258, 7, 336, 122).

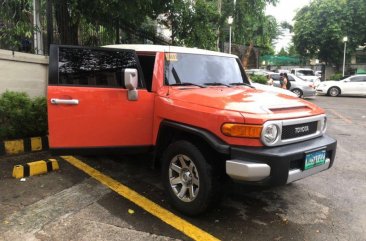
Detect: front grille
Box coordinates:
(282, 121, 318, 140)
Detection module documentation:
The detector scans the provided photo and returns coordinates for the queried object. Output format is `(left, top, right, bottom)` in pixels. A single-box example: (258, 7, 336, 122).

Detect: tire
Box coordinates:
(328, 87, 341, 97)
(292, 88, 303, 98)
(161, 140, 219, 216)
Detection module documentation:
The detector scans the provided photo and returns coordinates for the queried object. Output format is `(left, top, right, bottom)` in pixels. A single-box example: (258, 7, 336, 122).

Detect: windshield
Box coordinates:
(165, 53, 249, 86)
(298, 70, 315, 76)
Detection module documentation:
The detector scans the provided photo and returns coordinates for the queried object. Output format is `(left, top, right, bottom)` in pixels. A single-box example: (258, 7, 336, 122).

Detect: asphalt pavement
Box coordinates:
(0, 95, 365, 241)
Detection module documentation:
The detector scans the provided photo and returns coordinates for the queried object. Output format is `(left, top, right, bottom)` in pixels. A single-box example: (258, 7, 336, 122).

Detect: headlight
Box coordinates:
(261, 124, 280, 144)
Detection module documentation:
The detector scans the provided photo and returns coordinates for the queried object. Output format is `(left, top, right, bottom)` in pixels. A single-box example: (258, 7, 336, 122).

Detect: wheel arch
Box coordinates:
(327, 86, 341, 96)
(153, 120, 230, 168)
(291, 88, 303, 97)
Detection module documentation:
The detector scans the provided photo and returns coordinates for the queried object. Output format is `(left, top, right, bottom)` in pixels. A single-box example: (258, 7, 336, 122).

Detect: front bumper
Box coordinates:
(302, 88, 316, 98)
(316, 87, 328, 95)
(225, 134, 337, 186)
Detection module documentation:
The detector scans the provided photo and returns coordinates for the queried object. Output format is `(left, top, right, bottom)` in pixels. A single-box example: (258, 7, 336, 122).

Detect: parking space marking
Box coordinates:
(328, 109, 353, 124)
(61, 156, 220, 241)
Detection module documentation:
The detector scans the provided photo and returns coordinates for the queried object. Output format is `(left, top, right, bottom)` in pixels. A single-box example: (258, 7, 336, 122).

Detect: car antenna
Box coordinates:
(166, 44, 171, 96)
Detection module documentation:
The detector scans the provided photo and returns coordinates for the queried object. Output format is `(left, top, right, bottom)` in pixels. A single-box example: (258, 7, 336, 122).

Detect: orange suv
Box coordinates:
(48, 44, 337, 215)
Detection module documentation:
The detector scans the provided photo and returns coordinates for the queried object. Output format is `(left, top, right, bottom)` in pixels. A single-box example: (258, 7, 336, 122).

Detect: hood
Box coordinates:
(166, 85, 321, 115)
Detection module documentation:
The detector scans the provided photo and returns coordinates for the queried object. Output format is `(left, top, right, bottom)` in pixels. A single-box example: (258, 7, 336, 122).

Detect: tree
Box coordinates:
(159, 0, 220, 50)
(293, 0, 366, 66)
(278, 47, 288, 56)
(0, 0, 34, 50)
(287, 44, 298, 56)
(1, 0, 282, 55)
(280, 21, 293, 33)
(220, 0, 280, 67)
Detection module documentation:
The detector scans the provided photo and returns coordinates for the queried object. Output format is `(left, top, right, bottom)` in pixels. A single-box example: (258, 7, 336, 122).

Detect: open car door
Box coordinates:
(47, 45, 154, 155)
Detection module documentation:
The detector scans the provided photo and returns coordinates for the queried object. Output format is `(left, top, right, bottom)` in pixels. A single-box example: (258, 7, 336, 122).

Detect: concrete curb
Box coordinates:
(0, 136, 48, 156)
(12, 159, 59, 179)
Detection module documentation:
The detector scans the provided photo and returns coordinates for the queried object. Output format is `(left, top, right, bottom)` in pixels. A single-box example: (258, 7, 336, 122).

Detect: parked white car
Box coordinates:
(316, 75, 366, 96)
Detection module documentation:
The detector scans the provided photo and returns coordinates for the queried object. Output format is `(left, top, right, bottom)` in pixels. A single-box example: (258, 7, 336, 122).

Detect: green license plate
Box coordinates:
(304, 149, 326, 170)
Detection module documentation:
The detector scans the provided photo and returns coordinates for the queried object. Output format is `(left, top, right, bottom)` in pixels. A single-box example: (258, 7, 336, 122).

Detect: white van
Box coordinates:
(291, 68, 320, 86)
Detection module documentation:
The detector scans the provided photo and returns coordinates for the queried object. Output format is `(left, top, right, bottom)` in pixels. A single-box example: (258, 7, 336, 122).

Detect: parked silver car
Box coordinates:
(271, 73, 316, 98)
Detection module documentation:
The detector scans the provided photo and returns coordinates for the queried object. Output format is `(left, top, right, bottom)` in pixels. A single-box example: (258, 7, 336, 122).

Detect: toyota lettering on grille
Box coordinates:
(294, 125, 310, 134)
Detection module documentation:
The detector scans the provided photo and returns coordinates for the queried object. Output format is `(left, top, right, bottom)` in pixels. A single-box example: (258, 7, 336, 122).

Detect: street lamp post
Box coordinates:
(227, 16, 233, 54)
(342, 36, 348, 76)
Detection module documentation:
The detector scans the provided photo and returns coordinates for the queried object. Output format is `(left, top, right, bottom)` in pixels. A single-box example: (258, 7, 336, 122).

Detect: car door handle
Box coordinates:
(50, 98, 79, 105)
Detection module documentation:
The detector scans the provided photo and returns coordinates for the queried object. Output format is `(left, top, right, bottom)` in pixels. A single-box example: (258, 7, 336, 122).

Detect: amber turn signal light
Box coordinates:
(221, 123, 262, 138)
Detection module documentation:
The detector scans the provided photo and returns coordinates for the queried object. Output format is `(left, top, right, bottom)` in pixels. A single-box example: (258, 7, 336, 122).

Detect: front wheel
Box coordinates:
(292, 88, 303, 98)
(328, 87, 340, 97)
(161, 140, 219, 215)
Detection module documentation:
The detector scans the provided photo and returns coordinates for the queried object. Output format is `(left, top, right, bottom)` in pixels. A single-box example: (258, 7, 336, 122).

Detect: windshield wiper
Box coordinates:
(170, 67, 206, 88)
(203, 82, 231, 87)
(229, 82, 256, 89)
(170, 82, 206, 88)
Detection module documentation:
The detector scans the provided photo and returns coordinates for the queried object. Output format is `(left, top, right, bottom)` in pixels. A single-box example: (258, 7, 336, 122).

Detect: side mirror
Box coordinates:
(124, 68, 138, 101)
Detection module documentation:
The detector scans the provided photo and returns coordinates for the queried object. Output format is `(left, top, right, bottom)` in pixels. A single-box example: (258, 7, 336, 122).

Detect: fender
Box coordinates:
(157, 120, 230, 155)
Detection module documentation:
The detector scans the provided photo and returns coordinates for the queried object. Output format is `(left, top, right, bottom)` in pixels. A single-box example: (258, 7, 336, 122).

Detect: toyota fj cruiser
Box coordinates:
(48, 44, 337, 215)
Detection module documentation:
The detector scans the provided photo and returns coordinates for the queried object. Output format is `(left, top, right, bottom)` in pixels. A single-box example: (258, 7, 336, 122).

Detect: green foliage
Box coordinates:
(0, 0, 34, 50)
(278, 47, 288, 56)
(281, 21, 293, 33)
(0, 91, 48, 141)
(1, 0, 281, 52)
(221, 0, 279, 47)
(287, 44, 298, 56)
(249, 75, 268, 85)
(329, 73, 343, 80)
(161, 0, 220, 50)
(293, 0, 366, 66)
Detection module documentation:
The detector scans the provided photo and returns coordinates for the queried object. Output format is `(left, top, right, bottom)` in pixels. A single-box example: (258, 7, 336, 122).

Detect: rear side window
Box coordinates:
(350, 76, 366, 82)
(298, 70, 315, 76)
(272, 74, 280, 80)
(49, 45, 143, 88)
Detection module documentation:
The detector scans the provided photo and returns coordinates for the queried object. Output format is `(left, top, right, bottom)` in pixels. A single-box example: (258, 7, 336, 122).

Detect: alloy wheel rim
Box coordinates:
(293, 89, 302, 97)
(330, 88, 339, 96)
(169, 154, 199, 202)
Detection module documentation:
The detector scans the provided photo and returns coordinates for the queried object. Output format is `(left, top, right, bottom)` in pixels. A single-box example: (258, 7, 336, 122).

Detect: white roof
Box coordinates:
(103, 44, 237, 58)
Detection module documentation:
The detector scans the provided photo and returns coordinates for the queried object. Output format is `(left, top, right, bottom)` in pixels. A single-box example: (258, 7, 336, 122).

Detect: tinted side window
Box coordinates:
(50, 45, 142, 88)
(350, 76, 363, 82)
(138, 55, 156, 92)
(288, 76, 295, 81)
(272, 74, 280, 80)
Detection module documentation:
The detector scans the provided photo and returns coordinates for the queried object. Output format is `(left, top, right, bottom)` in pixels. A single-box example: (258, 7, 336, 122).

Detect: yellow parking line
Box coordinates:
(61, 156, 220, 241)
(328, 109, 353, 124)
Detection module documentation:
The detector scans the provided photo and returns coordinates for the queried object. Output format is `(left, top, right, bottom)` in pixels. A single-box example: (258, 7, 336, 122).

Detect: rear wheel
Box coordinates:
(292, 88, 303, 98)
(328, 87, 340, 97)
(161, 140, 218, 215)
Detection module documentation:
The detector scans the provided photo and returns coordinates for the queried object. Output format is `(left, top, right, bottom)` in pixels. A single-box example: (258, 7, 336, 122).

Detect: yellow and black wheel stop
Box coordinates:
(1, 136, 49, 156)
(12, 159, 59, 179)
